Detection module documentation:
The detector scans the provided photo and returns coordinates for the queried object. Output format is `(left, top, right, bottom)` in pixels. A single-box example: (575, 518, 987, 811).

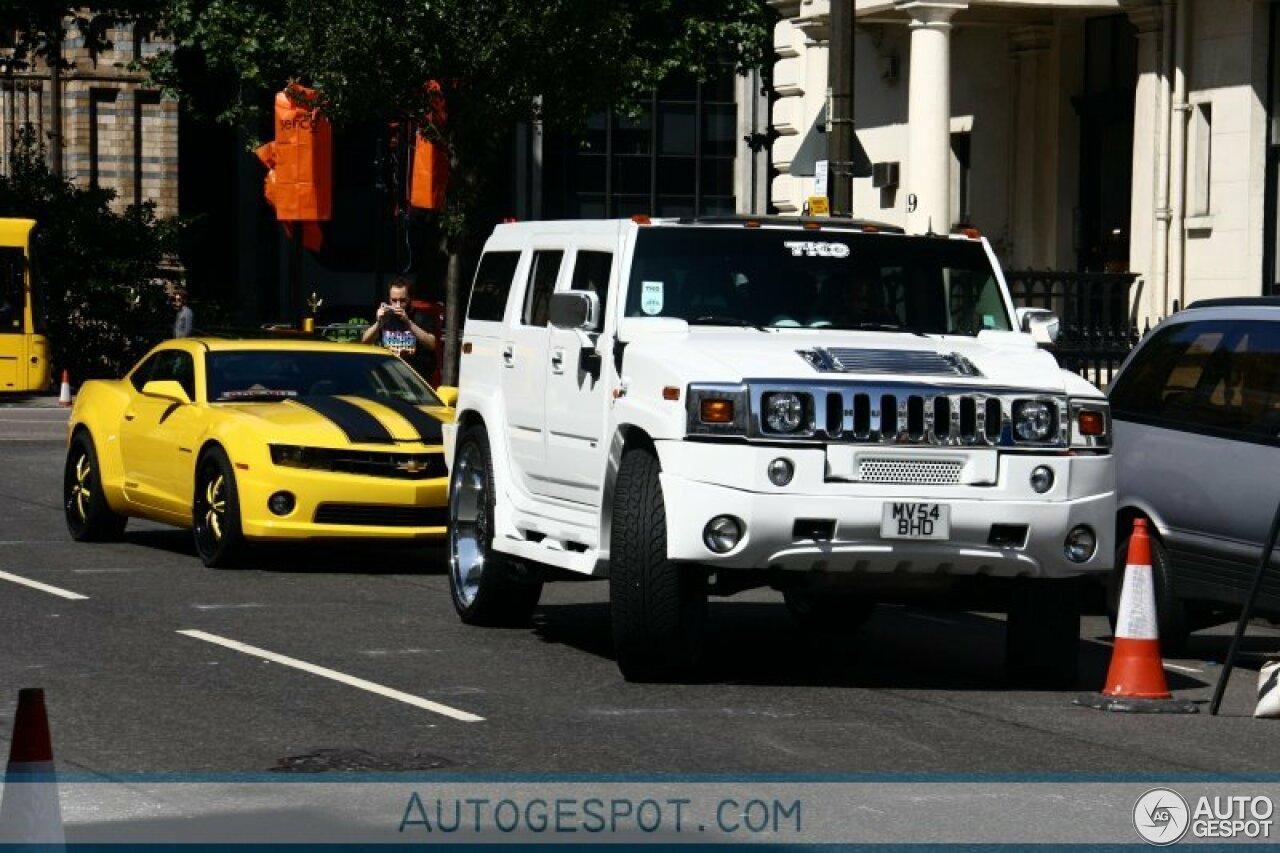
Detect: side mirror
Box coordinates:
(435, 386, 459, 407)
(141, 379, 192, 405)
(1015, 307, 1061, 345)
(549, 291, 599, 332)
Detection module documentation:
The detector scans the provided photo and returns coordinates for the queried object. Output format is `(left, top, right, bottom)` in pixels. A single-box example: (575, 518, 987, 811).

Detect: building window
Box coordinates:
(950, 131, 971, 225)
(544, 65, 737, 219)
(1189, 99, 1213, 218)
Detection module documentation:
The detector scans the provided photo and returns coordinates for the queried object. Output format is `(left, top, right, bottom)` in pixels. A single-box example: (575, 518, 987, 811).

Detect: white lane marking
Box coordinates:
(176, 629, 484, 723)
(1164, 663, 1204, 674)
(0, 570, 88, 600)
(191, 603, 265, 611)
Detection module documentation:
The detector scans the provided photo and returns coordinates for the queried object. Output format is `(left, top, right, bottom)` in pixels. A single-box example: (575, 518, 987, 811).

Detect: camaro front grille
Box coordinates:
(313, 504, 449, 527)
(270, 445, 447, 479)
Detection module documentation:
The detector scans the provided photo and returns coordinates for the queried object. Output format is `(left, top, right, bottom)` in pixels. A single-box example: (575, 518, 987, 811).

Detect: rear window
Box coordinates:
(1111, 318, 1280, 439)
(466, 251, 521, 322)
(623, 229, 1009, 336)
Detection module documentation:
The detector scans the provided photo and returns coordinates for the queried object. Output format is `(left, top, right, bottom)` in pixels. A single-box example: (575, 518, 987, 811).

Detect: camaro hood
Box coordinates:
(215, 396, 452, 447)
(626, 328, 1089, 394)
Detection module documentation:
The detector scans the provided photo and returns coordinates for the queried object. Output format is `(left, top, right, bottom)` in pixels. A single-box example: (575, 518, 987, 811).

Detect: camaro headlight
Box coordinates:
(270, 444, 313, 467)
(763, 392, 806, 433)
(1013, 400, 1055, 442)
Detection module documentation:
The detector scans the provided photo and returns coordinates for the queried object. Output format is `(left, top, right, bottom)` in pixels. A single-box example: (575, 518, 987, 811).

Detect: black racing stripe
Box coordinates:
(358, 395, 444, 444)
(292, 396, 395, 445)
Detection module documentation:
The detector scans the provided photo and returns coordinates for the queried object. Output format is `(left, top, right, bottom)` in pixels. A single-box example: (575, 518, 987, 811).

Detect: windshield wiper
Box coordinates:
(824, 322, 929, 337)
(688, 315, 770, 332)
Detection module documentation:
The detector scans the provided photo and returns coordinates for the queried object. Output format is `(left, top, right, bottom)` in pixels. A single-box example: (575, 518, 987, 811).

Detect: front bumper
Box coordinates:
(235, 465, 448, 541)
(656, 441, 1114, 579)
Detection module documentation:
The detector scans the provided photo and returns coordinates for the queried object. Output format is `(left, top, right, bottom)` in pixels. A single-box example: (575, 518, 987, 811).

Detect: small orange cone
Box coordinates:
(1075, 519, 1197, 713)
(56, 371, 71, 407)
(0, 688, 66, 844)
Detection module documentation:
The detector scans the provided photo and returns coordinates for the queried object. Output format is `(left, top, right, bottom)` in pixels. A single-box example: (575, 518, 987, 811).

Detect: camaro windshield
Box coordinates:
(205, 350, 442, 405)
(623, 228, 1012, 336)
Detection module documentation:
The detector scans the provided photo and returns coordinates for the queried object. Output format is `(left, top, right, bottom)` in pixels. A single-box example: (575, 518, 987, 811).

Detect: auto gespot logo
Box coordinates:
(1133, 788, 1274, 844)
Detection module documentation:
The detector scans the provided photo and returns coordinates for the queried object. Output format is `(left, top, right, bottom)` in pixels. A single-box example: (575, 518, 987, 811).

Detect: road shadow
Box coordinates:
(121, 528, 448, 576)
(529, 599, 1195, 692)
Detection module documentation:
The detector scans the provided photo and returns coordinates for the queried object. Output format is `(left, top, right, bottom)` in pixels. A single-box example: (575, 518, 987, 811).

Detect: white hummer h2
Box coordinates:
(443, 216, 1115, 685)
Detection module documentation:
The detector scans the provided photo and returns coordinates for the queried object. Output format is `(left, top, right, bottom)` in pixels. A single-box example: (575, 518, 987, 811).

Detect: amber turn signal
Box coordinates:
(1077, 410, 1105, 436)
(662, 386, 681, 401)
(700, 399, 734, 423)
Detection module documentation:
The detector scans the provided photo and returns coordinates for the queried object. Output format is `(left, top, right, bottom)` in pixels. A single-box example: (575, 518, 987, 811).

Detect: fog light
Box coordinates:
(767, 457, 794, 487)
(1064, 525, 1096, 563)
(1030, 465, 1054, 494)
(703, 515, 744, 554)
(268, 491, 296, 516)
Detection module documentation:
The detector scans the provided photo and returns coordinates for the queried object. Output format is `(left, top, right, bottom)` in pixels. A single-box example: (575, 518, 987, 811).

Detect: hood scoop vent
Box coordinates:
(798, 348, 983, 378)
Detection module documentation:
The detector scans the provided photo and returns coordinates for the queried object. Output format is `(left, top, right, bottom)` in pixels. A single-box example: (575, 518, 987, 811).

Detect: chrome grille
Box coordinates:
(744, 381, 1071, 448)
(858, 458, 963, 485)
(813, 348, 983, 377)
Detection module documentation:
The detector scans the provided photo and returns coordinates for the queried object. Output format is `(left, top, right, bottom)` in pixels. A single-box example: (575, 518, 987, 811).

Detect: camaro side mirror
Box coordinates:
(435, 386, 459, 407)
(1015, 307, 1061, 345)
(141, 379, 192, 405)
(548, 290, 600, 332)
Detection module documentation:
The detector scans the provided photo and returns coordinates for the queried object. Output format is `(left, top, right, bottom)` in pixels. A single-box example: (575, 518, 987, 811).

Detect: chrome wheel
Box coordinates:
(69, 451, 91, 523)
(192, 448, 244, 567)
(64, 433, 127, 542)
(449, 439, 487, 608)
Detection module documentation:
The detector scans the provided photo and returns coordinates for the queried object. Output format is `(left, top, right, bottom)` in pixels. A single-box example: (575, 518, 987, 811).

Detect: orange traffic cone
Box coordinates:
(1075, 519, 1197, 713)
(56, 371, 71, 407)
(0, 688, 66, 844)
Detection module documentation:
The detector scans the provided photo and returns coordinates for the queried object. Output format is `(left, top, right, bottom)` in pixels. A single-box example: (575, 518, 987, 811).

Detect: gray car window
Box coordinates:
(1112, 319, 1280, 439)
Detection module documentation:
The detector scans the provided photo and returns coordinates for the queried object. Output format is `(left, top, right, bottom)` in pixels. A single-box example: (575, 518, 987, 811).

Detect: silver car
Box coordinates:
(1109, 298, 1280, 653)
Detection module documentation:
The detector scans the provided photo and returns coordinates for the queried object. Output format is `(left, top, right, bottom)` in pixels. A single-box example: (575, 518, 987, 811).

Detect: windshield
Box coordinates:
(623, 228, 1011, 335)
(205, 350, 442, 405)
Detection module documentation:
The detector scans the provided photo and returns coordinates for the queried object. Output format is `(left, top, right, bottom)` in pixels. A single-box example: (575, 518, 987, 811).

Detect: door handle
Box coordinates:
(124, 411, 136, 421)
(551, 348, 565, 373)
(502, 345, 514, 367)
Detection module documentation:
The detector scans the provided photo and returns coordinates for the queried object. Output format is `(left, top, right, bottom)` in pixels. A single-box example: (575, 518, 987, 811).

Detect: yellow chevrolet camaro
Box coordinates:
(63, 338, 457, 567)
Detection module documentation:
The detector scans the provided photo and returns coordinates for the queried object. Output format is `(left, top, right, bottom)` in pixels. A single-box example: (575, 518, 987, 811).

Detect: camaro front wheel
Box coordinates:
(192, 447, 246, 569)
(448, 425, 542, 626)
(63, 432, 127, 542)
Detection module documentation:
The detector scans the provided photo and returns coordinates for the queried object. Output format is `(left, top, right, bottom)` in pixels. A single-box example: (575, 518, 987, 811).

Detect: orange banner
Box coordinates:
(410, 81, 449, 210)
(256, 84, 332, 222)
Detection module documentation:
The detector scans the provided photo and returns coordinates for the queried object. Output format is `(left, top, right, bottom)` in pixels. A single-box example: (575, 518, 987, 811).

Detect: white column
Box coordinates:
(1128, 6, 1164, 325)
(903, 1, 964, 235)
(1009, 26, 1052, 267)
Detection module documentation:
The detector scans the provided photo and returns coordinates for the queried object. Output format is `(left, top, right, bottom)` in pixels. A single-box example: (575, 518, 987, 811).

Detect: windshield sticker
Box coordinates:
(783, 241, 850, 258)
(982, 314, 995, 329)
(641, 281, 664, 315)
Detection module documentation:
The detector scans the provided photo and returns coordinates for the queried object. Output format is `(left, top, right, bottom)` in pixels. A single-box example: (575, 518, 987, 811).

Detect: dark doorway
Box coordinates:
(1074, 14, 1137, 273)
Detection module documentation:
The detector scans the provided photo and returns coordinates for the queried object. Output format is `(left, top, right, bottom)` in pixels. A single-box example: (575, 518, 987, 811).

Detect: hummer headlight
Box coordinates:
(1013, 400, 1055, 442)
(763, 392, 806, 433)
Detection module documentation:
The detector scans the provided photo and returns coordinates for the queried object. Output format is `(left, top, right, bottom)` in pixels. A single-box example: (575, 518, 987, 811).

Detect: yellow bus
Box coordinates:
(0, 218, 50, 393)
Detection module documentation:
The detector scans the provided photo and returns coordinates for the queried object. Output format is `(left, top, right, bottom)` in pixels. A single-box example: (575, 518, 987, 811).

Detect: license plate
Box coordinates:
(881, 502, 950, 540)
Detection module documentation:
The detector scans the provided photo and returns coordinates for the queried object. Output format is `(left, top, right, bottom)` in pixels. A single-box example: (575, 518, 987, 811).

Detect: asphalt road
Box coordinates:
(3, 406, 1280, 776)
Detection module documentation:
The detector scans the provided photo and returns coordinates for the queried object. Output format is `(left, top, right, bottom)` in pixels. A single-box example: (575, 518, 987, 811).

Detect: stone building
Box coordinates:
(0, 20, 177, 217)
(771, 0, 1279, 327)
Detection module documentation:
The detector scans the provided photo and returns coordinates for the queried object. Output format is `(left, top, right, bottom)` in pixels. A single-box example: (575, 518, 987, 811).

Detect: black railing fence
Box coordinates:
(1005, 270, 1141, 388)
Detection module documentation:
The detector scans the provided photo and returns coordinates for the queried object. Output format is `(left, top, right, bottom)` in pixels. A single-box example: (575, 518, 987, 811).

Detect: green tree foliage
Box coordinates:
(143, 0, 771, 379)
(0, 129, 180, 380)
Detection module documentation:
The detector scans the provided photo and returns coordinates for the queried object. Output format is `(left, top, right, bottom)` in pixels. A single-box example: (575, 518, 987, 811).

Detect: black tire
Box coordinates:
(192, 446, 247, 568)
(783, 589, 876, 634)
(63, 432, 127, 542)
(1110, 530, 1189, 656)
(609, 444, 707, 682)
(447, 425, 543, 626)
(1005, 577, 1082, 689)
